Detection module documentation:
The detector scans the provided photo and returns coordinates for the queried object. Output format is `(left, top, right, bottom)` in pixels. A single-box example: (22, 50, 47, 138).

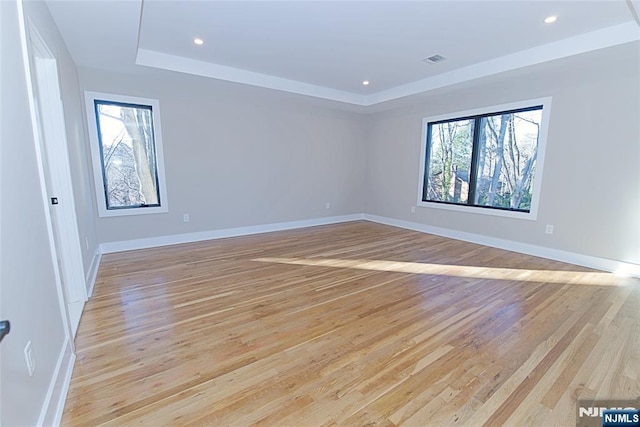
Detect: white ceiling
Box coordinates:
(46, 0, 640, 106)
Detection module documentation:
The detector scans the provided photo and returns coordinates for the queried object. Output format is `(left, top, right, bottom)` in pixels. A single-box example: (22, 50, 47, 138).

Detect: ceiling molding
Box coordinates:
(364, 21, 640, 106)
(136, 49, 365, 105)
(627, 0, 640, 26)
(136, 22, 640, 107)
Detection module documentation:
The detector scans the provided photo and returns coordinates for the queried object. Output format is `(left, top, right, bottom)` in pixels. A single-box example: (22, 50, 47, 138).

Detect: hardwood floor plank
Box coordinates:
(61, 221, 640, 426)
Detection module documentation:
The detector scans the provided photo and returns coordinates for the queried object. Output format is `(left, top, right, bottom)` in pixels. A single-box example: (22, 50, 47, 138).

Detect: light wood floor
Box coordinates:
(62, 221, 640, 426)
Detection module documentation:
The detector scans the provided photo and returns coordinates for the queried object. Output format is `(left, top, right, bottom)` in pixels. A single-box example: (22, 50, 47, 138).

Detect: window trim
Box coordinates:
(84, 91, 169, 217)
(417, 97, 552, 220)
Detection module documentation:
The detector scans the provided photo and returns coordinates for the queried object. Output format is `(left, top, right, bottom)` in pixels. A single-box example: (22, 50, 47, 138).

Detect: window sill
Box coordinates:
(416, 200, 537, 220)
(97, 205, 168, 218)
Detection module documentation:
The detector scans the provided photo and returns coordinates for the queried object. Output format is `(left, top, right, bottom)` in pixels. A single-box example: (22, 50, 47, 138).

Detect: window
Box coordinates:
(85, 92, 168, 217)
(419, 98, 551, 220)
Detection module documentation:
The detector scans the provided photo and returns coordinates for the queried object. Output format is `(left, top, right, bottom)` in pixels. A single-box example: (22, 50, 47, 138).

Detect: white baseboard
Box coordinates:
(364, 214, 640, 278)
(38, 337, 75, 427)
(86, 246, 102, 297)
(96, 212, 638, 278)
(100, 214, 365, 254)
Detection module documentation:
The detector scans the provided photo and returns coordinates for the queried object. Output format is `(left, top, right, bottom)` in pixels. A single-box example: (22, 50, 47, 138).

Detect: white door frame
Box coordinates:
(22, 19, 87, 337)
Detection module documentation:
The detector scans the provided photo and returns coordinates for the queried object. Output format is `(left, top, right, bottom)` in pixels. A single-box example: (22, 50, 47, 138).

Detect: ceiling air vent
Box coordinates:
(423, 54, 447, 64)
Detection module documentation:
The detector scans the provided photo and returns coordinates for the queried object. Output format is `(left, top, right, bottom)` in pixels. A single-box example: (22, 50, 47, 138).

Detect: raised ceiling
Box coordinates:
(46, 0, 640, 106)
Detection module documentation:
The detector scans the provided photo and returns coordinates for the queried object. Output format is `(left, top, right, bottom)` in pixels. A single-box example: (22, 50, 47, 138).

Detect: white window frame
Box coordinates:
(84, 91, 169, 217)
(417, 97, 552, 220)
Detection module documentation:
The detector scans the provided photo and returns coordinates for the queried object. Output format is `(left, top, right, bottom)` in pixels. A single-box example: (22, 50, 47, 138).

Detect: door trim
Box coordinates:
(19, 16, 87, 339)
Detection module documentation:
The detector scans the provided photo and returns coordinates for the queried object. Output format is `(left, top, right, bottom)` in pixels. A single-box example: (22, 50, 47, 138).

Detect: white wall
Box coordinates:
(0, 1, 68, 425)
(79, 42, 639, 266)
(365, 41, 640, 265)
(78, 67, 368, 244)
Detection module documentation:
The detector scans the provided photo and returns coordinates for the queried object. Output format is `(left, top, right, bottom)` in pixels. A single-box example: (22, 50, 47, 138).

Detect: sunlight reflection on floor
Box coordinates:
(252, 257, 635, 287)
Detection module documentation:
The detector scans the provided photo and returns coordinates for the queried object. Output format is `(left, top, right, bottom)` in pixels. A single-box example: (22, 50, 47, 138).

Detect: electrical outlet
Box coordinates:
(325, 202, 331, 209)
(411, 206, 416, 214)
(545, 224, 554, 234)
(24, 341, 35, 376)
(183, 213, 190, 223)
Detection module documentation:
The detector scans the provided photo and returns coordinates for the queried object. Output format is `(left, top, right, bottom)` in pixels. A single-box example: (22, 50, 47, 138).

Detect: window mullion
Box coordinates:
(468, 117, 481, 206)
(422, 124, 433, 201)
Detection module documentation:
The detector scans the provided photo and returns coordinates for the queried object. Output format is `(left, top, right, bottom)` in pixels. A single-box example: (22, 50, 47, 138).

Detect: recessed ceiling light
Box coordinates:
(362, 80, 370, 86)
(193, 38, 204, 45)
(544, 15, 557, 24)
